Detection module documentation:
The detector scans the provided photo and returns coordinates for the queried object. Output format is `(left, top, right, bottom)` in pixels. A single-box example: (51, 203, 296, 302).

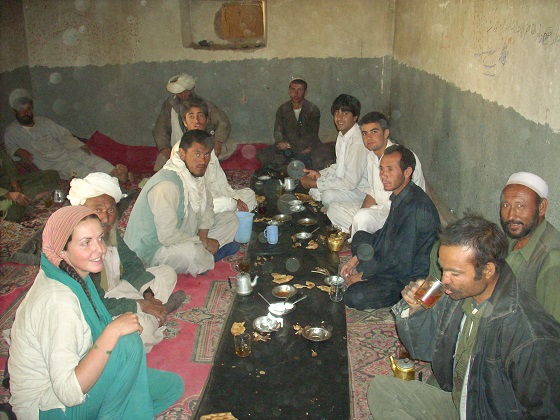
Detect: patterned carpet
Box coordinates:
(0, 164, 413, 419)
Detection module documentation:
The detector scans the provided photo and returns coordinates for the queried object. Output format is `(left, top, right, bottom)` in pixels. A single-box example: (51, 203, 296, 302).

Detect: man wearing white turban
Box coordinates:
(4, 89, 130, 183)
(499, 171, 560, 321)
(152, 73, 231, 171)
(68, 172, 184, 353)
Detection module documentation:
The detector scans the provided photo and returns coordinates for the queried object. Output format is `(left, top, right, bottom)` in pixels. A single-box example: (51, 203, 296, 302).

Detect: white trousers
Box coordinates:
(309, 187, 366, 208)
(327, 202, 390, 240)
(213, 188, 257, 213)
(104, 264, 177, 353)
(153, 211, 239, 276)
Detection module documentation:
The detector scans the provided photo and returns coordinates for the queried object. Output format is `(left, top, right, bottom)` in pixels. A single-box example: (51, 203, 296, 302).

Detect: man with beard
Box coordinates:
(367, 215, 560, 418)
(4, 89, 129, 182)
(152, 73, 231, 171)
(125, 130, 239, 275)
(500, 172, 560, 321)
(68, 172, 183, 353)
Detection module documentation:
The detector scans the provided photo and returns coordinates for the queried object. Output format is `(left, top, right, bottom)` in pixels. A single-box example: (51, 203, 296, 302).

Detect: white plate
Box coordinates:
(258, 175, 271, 180)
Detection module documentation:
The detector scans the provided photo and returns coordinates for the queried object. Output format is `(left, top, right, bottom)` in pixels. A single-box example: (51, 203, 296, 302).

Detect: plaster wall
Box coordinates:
(390, 0, 560, 227)
(0, 0, 394, 146)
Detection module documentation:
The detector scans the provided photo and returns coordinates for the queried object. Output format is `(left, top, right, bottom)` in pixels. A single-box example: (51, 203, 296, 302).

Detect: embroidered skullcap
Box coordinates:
(167, 73, 196, 94)
(9, 89, 32, 109)
(42, 206, 96, 267)
(505, 172, 549, 199)
(68, 172, 123, 205)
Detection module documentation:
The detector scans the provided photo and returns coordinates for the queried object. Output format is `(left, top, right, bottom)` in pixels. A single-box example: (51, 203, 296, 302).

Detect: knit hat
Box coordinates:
(42, 206, 96, 267)
(167, 73, 196, 94)
(68, 172, 123, 205)
(505, 172, 549, 199)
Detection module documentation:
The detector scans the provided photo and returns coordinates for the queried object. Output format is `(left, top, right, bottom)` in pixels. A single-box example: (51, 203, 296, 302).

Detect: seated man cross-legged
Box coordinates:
(340, 144, 440, 310)
(125, 130, 239, 276)
(68, 172, 183, 353)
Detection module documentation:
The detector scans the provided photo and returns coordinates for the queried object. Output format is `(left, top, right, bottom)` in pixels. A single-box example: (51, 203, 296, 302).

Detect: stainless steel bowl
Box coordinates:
(297, 217, 317, 226)
(288, 199, 303, 207)
(302, 326, 332, 341)
(253, 316, 281, 333)
(273, 214, 292, 224)
(295, 232, 312, 240)
(272, 284, 297, 299)
(324, 275, 344, 286)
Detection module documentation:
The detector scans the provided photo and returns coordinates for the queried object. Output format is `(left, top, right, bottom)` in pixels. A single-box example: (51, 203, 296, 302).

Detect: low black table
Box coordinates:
(194, 188, 350, 419)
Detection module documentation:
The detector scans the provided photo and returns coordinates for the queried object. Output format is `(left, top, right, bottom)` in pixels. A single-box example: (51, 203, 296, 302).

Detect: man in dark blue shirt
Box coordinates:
(340, 144, 440, 310)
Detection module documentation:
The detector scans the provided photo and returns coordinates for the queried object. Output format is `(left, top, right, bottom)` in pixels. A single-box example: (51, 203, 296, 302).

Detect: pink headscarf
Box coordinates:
(42, 206, 96, 267)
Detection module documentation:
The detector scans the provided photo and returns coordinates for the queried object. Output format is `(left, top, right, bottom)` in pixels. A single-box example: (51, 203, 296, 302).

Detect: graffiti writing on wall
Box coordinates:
(486, 18, 560, 47)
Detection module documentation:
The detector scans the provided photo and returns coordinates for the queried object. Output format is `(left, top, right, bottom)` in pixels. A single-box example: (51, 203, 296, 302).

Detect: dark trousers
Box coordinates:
(344, 277, 407, 310)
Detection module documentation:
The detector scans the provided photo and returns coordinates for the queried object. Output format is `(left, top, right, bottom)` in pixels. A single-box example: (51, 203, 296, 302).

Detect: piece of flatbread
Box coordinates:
(230, 322, 246, 336)
(306, 240, 318, 250)
(271, 273, 294, 284)
(200, 413, 238, 420)
(317, 285, 331, 292)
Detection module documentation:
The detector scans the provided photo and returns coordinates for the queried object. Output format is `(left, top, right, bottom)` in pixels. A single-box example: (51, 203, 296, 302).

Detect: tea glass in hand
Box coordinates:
(236, 257, 251, 273)
(413, 275, 444, 309)
(234, 332, 251, 357)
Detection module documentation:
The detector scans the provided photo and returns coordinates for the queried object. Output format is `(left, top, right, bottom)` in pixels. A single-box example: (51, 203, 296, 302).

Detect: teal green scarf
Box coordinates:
(40, 253, 112, 340)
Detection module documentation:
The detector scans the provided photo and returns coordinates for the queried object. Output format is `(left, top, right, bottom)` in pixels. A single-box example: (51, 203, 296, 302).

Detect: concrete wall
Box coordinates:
(0, 0, 394, 146)
(390, 0, 560, 227)
(2, 0, 559, 227)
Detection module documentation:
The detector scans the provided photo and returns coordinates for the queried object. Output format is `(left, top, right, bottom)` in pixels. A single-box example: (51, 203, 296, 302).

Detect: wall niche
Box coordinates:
(181, 0, 266, 50)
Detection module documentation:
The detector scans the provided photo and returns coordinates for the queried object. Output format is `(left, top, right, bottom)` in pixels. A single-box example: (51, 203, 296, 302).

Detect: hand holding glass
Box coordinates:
(413, 275, 444, 309)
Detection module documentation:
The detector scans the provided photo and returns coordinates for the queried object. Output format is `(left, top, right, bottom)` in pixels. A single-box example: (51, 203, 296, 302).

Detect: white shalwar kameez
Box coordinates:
(4, 117, 115, 180)
(309, 123, 368, 207)
(170, 141, 256, 213)
(327, 139, 426, 238)
(103, 245, 177, 353)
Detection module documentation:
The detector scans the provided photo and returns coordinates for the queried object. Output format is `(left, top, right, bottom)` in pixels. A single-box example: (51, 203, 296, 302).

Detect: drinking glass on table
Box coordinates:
(257, 201, 267, 215)
(234, 333, 251, 357)
(413, 275, 444, 309)
(235, 257, 251, 273)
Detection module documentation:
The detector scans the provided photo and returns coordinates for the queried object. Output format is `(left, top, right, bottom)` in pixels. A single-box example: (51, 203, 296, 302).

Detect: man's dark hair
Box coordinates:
(330, 94, 361, 118)
(290, 78, 308, 91)
(180, 97, 209, 118)
(384, 144, 416, 174)
(179, 129, 213, 151)
(358, 111, 390, 130)
(439, 214, 508, 278)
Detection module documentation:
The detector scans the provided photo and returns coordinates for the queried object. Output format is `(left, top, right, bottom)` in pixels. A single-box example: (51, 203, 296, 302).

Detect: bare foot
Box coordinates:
(111, 164, 129, 184)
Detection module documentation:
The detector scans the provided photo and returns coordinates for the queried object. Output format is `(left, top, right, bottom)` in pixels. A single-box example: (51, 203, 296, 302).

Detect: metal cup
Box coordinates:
(53, 189, 66, 203)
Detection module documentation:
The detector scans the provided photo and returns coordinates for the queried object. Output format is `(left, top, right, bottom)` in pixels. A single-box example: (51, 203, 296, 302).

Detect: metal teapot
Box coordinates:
(228, 273, 259, 296)
(389, 355, 416, 381)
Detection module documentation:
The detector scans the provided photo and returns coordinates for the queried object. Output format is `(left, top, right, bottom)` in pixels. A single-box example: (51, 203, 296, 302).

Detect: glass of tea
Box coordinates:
(234, 333, 251, 357)
(235, 257, 251, 273)
(413, 275, 444, 309)
(257, 201, 267, 215)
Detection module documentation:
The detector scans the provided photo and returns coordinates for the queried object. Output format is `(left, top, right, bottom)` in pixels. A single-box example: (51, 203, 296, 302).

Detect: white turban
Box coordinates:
(167, 73, 196, 94)
(9, 89, 32, 109)
(68, 172, 123, 205)
(505, 172, 549, 199)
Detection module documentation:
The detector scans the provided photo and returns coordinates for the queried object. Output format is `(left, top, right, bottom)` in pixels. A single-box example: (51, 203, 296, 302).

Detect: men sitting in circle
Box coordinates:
(153, 73, 231, 171)
(327, 111, 425, 239)
(125, 130, 239, 276)
(257, 77, 334, 171)
(340, 145, 440, 310)
(9, 206, 183, 419)
(4, 89, 130, 183)
(369, 215, 560, 418)
(300, 94, 368, 208)
(500, 172, 560, 321)
(171, 97, 256, 213)
(0, 145, 59, 222)
(68, 172, 184, 353)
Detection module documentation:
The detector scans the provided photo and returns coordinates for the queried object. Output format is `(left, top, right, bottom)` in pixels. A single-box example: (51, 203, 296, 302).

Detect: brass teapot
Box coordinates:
(389, 355, 416, 381)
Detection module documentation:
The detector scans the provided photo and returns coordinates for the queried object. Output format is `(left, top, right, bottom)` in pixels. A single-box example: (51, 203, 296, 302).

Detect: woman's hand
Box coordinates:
(107, 312, 143, 336)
